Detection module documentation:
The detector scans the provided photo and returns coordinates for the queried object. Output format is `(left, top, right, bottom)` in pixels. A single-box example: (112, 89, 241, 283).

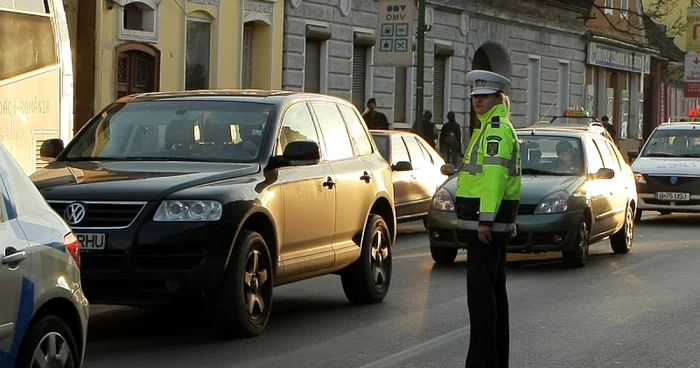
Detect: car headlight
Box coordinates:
(534, 191, 569, 214)
(431, 188, 455, 211)
(153, 200, 223, 221)
(634, 172, 646, 184)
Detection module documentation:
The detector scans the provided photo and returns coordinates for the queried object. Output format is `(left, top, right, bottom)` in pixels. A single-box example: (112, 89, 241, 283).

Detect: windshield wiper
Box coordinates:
(679, 153, 700, 158)
(521, 168, 572, 176)
(643, 153, 675, 157)
(118, 156, 219, 162)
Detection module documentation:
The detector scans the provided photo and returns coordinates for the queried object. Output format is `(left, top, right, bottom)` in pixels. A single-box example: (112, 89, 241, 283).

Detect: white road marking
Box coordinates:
(358, 325, 470, 368)
(612, 254, 670, 274)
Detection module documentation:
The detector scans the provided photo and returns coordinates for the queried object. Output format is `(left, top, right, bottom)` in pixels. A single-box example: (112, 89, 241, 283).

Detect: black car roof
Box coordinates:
(114, 89, 356, 107)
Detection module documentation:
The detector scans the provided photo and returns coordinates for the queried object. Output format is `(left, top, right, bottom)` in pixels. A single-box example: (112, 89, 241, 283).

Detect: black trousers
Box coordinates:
(458, 230, 509, 368)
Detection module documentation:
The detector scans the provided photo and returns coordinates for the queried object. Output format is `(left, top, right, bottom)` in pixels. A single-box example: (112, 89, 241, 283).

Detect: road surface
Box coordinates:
(83, 213, 700, 368)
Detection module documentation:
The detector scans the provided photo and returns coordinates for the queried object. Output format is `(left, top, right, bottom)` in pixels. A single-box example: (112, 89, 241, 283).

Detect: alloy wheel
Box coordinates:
(370, 229, 390, 286)
(244, 249, 270, 321)
(31, 332, 75, 368)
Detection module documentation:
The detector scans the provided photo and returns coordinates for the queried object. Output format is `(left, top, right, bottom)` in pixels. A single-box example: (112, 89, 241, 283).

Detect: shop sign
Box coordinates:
(587, 42, 651, 74)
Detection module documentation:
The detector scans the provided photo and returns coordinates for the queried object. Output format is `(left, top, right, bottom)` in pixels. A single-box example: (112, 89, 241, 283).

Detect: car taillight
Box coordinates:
(64, 233, 81, 268)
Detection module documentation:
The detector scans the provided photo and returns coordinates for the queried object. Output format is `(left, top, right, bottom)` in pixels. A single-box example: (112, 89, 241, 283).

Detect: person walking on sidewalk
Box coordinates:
(457, 70, 522, 368)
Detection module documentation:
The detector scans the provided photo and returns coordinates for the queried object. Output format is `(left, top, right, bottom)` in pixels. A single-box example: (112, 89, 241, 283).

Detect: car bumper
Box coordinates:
(76, 220, 236, 305)
(71, 287, 89, 365)
(427, 209, 584, 253)
(636, 176, 700, 213)
(637, 193, 700, 213)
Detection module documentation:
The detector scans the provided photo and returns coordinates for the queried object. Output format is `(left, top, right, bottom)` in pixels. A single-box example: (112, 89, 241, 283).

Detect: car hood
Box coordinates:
(442, 175, 582, 205)
(631, 157, 700, 176)
(30, 160, 260, 201)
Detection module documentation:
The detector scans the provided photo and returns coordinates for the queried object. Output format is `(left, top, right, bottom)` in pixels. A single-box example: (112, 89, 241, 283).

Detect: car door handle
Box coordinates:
(360, 171, 372, 183)
(2, 247, 27, 266)
(323, 176, 336, 189)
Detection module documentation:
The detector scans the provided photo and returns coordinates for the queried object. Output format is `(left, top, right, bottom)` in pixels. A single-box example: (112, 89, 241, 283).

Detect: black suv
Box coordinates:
(31, 90, 397, 337)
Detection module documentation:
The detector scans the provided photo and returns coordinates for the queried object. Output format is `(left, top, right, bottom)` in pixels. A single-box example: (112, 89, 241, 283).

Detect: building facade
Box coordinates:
(65, 0, 284, 132)
(281, 0, 590, 144)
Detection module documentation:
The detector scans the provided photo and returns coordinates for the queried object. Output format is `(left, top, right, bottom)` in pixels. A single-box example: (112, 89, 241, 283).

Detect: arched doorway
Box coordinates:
(115, 43, 161, 99)
(242, 19, 272, 89)
(468, 43, 511, 136)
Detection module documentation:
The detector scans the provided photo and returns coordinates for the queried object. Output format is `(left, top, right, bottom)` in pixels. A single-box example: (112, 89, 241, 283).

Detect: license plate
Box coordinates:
(76, 233, 106, 250)
(655, 192, 690, 201)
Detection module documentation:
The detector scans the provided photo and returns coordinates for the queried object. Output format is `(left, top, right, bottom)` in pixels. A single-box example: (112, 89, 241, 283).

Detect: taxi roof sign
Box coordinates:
(562, 105, 591, 117)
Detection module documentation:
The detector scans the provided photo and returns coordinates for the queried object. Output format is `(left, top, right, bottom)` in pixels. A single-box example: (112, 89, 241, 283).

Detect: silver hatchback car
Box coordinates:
(0, 143, 88, 368)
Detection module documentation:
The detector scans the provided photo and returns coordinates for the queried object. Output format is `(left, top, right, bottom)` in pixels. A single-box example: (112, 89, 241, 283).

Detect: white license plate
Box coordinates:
(655, 192, 690, 201)
(76, 233, 106, 250)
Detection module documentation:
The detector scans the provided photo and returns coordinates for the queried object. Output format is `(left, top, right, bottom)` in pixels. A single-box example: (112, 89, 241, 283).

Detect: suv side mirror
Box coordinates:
(594, 167, 615, 180)
(392, 161, 413, 171)
(40, 138, 65, 162)
(440, 164, 457, 176)
(627, 150, 639, 160)
(282, 140, 320, 166)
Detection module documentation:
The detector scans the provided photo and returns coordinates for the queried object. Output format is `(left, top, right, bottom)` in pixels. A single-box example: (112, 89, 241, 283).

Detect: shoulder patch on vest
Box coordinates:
(486, 141, 499, 156)
(486, 135, 502, 142)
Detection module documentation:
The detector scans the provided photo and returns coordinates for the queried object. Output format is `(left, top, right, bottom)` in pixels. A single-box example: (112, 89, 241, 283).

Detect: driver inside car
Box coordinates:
(552, 141, 579, 173)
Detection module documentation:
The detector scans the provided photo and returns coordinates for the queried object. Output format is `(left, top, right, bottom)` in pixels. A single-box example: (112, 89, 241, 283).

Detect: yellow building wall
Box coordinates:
(644, 0, 691, 51)
(92, 0, 283, 111)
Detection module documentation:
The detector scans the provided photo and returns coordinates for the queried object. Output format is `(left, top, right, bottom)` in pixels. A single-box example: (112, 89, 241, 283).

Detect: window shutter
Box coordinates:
(304, 40, 321, 93)
(352, 46, 367, 111)
(433, 56, 446, 124)
(394, 68, 407, 123)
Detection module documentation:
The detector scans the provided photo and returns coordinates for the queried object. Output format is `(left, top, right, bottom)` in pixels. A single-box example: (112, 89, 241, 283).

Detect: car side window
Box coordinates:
(403, 136, 429, 169)
(310, 102, 355, 161)
(391, 136, 411, 166)
(603, 140, 623, 171)
(415, 137, 435, 165)
(338, 104, 373, 156)
(584, 138, 605, 174)
(594, 139, 620, 172)
(277, 103, 321, 156)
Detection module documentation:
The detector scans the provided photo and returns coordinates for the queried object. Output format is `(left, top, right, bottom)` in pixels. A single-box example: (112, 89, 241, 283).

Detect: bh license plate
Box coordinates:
(655, 192, 690, 201)
(76, 233, 106, 250)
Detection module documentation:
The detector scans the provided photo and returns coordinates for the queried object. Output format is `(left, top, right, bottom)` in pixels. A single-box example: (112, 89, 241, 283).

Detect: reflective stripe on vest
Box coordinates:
(460, 126, 521, 176)
(458, 220, 516, 232)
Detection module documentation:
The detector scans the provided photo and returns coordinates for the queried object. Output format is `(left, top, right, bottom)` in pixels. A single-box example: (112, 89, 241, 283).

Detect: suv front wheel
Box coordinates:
(341, 215, 393, 304)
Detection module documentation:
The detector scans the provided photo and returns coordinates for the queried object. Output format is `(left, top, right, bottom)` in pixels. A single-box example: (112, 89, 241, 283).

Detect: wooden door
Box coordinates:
(116, 49, 158, 99)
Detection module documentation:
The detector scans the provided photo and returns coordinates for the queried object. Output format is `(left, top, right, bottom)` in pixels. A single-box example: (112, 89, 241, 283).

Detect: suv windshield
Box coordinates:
(519, 134, 584, 176)
(62, 100, 276, 162)
(640, 129, 700, 158)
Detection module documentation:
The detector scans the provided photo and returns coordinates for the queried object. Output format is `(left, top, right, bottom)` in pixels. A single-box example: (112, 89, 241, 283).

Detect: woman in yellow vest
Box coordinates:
(458, 70, 522, 368)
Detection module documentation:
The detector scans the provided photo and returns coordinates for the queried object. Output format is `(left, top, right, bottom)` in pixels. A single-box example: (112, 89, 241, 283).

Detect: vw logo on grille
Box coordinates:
(670, 176, 678, 185)
(63, 203, 87, 225)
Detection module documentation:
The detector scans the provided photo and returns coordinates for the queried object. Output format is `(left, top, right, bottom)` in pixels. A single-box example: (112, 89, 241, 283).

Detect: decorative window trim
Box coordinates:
(338, 0, 351, 17)
(117, 0, 160, 43)
(183, 17, 213, 90)
(289, 0, 302, 8)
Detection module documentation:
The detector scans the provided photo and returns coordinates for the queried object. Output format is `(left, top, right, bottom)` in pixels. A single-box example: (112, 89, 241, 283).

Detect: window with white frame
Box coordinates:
(433, 44, 454, 125)
(242, 22, 254, 89)
(185, 18, 211, 90)
(604, 0, 613, 15)
(118, 0, 159, 43)
(304, 25, 331, 93)
(557, 61, 570, 115)
(352, 31, 375, 112)
(694, 0, 700, 6)
(527, 56, 541, 124)
(394, 68, 407, 124)
(620, 0, 629, 17)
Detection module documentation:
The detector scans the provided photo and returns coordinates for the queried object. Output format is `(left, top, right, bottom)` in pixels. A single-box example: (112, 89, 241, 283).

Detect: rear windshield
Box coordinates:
(62, 100, 276, 163)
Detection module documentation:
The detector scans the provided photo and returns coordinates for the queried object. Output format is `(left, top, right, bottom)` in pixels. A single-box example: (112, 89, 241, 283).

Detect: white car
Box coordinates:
(0, 142, 88, 368)
(628, 122, 700, 220)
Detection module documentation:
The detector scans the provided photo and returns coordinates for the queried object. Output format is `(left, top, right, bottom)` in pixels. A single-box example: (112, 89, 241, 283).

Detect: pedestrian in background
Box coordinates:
(412, 110, 437, 148)
(362, 98, 390, 130)
(457, 70, 522, 368)
(439, 111, 463, 166)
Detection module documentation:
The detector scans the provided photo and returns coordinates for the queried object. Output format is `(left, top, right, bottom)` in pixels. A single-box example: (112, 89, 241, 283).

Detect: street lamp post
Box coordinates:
(415, 0, 427, 135)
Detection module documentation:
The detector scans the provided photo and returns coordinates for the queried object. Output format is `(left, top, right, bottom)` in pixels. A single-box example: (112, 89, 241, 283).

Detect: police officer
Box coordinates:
(458, 70, 522, 368)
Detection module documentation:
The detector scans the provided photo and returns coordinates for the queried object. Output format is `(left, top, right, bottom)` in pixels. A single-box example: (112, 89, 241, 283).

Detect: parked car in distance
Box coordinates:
(627, 122, 700, 220)
(31, 90, 397, 337)
(427, 127, 637, 268)
(0, 143, 88, 368)
(370, 130, 448, 225)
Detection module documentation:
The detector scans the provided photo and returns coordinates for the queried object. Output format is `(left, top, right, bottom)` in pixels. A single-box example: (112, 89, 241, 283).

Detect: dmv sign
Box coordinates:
(374, 0, 414, 67)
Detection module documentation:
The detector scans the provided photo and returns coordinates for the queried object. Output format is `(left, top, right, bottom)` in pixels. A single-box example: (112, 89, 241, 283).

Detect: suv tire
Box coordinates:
(341, 215, 392, 304)
(16, 315, 80, 368)
(214, 230, 273, 338)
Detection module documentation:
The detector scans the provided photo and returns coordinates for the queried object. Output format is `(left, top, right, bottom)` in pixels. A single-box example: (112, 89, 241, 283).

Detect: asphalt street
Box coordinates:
(83, 213, 700, 368)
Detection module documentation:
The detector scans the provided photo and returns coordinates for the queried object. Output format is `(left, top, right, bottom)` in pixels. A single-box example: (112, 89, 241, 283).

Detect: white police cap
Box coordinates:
(466, 70, 511, 96)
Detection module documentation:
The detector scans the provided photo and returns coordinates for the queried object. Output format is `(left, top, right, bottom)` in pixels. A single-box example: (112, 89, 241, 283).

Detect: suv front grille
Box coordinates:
(48, 201, 146, 229)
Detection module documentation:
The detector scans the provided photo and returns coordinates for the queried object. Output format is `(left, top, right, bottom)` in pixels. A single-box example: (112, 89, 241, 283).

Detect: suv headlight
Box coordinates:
(534, 191, 569, 214)
(634, 172, 646, 184)
(431, 188, 455, 211)
(153, 200, 223, 221)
